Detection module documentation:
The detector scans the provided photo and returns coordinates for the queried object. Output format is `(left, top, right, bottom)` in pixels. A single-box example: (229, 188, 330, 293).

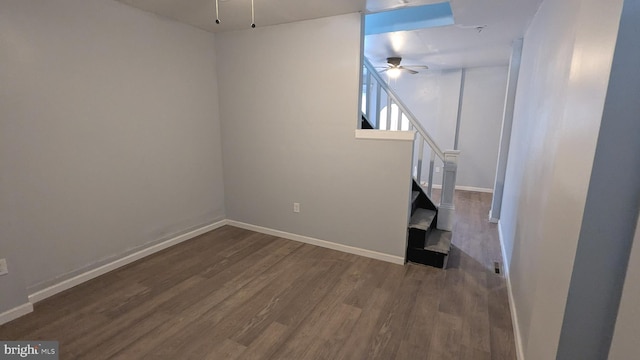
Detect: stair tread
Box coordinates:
(409, 208, 436, 231)
(411, 191, 420, 204)
(425, 229, 452, 254)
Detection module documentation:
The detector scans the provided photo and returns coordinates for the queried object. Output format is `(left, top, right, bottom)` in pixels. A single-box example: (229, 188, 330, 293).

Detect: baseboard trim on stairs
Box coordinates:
(28, 220, 227, 304)
(498, 221, 525, 360)
(226, 220, 406, 265)
(0, 303, 33, 326)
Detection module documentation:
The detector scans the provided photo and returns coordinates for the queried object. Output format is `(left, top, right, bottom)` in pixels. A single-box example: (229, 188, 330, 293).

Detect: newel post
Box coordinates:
(437, 150, 460, 231)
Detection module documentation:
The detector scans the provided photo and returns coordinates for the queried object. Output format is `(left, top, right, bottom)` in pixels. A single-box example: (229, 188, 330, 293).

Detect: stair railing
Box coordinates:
(361, 58, 459, 231)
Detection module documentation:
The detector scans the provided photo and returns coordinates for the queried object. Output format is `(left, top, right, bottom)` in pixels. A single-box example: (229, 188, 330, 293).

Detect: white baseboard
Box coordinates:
(0, 303, 33, 326)
(498, 221, 525, 360)
(456, 185, 493, 193)
(15, 218, 403, 325)
(489, 210, 499, 223)
(226, 220, 405, 265)
(28, 220, 227, 304)
(355, 129, 416, 141)
(421, 183, 494, 193)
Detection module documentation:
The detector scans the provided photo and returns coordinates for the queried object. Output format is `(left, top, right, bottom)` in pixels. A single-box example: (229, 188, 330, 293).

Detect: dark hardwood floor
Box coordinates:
(0, 191, 515, 359)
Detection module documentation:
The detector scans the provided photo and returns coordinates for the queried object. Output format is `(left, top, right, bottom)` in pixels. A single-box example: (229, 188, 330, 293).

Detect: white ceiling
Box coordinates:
(365, 0, 543, 70)
(116, 0, 366, 32)
(115, 0, 543, 70)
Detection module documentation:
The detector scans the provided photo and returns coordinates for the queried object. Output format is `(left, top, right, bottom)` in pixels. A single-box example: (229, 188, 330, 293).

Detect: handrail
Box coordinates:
(361, 57, 459, 231)
(363, 58, 445, 160)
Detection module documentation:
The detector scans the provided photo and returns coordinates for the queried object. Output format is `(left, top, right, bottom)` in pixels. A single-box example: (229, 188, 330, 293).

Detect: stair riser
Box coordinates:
(408, 228, 429, 248)
(407, 248, 448, 269)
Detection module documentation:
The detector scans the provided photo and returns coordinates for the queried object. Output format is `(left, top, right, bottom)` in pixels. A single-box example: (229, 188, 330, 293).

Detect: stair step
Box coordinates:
(407, 247, 450, 269)
(425, 229, 452, 254)
(408, 208, 436, 231)
(411, 191, 420, 204)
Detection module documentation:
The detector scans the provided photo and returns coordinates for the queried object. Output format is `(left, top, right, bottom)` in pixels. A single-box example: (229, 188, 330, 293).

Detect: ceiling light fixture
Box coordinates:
(387, 67, 401, 78)
(251, 0, 256, 28)
(214, 0, 256, 29)
(215, 0, 220, 24)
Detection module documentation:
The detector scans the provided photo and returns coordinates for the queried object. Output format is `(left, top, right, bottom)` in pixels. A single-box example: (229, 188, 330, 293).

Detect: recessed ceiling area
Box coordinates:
(114, 0, 543, 70)
(364, 2, 454, 35)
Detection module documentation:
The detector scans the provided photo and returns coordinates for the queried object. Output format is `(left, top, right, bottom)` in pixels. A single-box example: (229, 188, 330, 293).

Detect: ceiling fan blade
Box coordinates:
(378, 68, 390, 73)
(403, 68, 419, 74)
(404, 65, 429, 69)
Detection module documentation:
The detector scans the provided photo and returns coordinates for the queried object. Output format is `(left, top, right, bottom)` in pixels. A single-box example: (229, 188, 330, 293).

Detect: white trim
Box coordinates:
(422, 183, 494, 193)
(10, 218, 405, 325)
(0, 303, 33, 325)
(454, 185, 494, 193)
(28, 220, 227, 304)
(355, 129, 416, 141)
(489, 209, 499, 223)
(498, 221, 525, 360)
(226, 220, 405, 265)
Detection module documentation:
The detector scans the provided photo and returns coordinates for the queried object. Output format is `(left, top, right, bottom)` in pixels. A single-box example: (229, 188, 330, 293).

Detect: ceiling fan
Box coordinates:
(377, 57, 428, 77)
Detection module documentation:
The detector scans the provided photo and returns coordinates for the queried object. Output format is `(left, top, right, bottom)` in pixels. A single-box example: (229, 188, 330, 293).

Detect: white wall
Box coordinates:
(0, 0, 225, 313)
(499, 0, 623, 358)
(457, 67, 508, 190)
(389, 66, 507, 190)
(216, 14, 414, 259)
(557, 0, 640, 356)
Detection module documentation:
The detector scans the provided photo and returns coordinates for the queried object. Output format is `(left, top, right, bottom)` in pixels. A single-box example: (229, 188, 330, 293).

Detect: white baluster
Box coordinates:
(365, 71, 371, 119)
(386, 96, 392, 130)
(375, 82, 381, 129)
(427, 150, 435, 197)
(416, 139, 425, 184)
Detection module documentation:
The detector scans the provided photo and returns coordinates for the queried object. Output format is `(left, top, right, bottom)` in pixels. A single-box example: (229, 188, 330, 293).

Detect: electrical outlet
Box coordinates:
(0, 258, 8, 276)
(293, 202, 300, 213)
(494, 261, 502, 275)
(435, 166, 441, 173)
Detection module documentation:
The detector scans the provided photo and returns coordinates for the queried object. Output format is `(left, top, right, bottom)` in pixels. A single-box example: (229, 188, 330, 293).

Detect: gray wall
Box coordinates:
(389, 70, 460, 150)
(216, 14, 414, 259)
(490, 39, 523, 221)
(610, 215, 640, 359)
(557, 0, 640, 357)
(390, 66, 507, 190)
(0, 256, 28, 316)
(0, 0, 226, 312)
(499, 0, 624, 358)
(390, 70, 459, 188)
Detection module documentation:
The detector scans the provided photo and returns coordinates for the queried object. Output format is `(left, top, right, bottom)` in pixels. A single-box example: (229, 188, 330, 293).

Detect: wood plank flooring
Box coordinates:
(0, 191, 516, 359)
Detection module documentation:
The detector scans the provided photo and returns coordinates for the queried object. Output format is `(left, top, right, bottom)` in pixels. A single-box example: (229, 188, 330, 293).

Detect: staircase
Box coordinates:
(361, 58, 459, 269)
(407, 180, 453, 268)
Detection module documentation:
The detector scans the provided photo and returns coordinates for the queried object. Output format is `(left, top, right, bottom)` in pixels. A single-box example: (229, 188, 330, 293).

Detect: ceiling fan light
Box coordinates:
(387, 67, 401, 78)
